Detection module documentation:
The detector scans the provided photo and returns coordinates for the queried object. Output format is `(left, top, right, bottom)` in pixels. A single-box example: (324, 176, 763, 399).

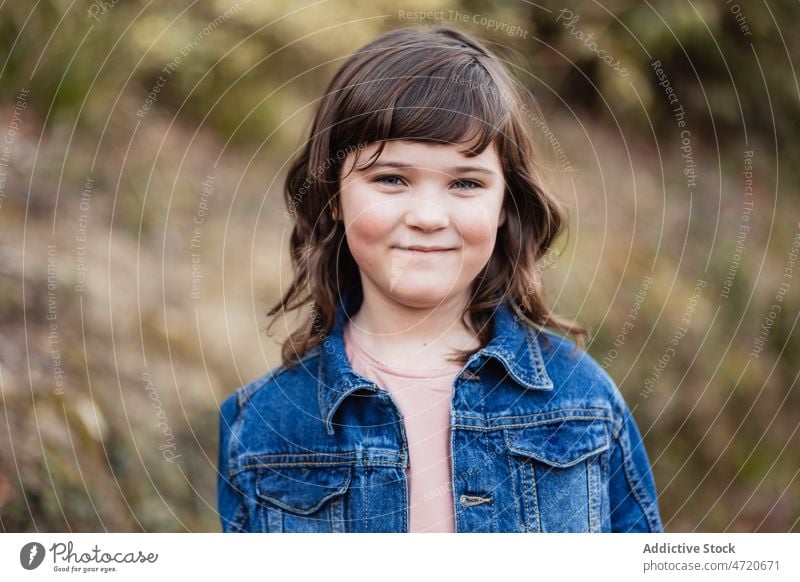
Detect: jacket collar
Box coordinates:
(317, 292, 554, 434)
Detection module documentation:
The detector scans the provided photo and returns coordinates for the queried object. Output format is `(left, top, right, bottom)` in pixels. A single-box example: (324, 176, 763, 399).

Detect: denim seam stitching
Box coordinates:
(478, 382, 497, 532)
(259, 503, 266, 532)
(618, 429, 660, 531)
(505, 436, 609, 469)
(487, 408, 612, 421)
(528, 462, 541, 532)
(458, 414, 611, 431)
(331, 497, 344, 532)
(363, 466, 369, 531)
(506, 448, 523, 529)
(485, 347, 540, 390)
(588, 458, 601, 532)
(526, 329, 550, 385)
(235, 460, 402, 473)
(266, 506, 281, 532)
(257, 484, 350, 515)
(497, 417, 612, 429)
(239, 449, 401, 460)
(317, 355, 330, 435)
(401, 456, 409, 533)
(601, 446, 610, 531)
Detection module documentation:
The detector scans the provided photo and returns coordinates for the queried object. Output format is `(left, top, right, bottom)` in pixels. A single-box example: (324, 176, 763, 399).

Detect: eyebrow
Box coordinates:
(361, 160, 497, 176)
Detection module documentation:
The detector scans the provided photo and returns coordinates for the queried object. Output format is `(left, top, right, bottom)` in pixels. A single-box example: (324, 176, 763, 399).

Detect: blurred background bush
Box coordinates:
(0, 0, 798, 532)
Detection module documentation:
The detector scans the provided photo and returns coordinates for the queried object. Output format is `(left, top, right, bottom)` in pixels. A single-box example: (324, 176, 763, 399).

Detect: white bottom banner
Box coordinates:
(1, 533, 798, 581)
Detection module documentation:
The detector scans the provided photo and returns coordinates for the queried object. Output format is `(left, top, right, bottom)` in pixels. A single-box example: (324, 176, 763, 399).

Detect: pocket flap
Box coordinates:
(505, 417, 610, 468)
(256, 465, 352, 514)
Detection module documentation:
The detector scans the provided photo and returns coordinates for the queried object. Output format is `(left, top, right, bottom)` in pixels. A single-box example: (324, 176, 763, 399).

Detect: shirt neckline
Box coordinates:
(344, 321, 463, 379)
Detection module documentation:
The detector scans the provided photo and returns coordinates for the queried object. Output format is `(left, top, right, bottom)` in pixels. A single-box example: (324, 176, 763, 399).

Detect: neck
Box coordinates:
(348, 285, 480, 368)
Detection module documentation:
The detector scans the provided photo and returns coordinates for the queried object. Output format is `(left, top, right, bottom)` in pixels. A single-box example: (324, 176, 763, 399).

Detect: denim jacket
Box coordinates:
(218, 296, 663, 533)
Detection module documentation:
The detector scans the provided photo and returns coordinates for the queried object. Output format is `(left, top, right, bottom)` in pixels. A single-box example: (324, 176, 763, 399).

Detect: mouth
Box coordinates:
(395, 246, 456, 254)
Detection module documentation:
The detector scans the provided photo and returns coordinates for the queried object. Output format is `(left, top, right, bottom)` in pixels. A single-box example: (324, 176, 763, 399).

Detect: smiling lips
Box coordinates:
(396, 245, 456, 253)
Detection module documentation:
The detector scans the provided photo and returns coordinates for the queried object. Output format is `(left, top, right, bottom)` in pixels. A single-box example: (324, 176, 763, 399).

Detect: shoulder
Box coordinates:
(534, 328, 629, 427)
(219, 347, 323, 437)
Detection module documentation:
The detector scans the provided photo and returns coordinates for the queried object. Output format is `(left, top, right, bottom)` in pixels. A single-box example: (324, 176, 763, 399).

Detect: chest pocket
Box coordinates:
(248, 461, 352, 532)
(504, 416, 611, 532)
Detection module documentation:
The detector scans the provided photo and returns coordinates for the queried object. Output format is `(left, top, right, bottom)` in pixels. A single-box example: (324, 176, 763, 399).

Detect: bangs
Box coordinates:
(332, 48, 513, 168)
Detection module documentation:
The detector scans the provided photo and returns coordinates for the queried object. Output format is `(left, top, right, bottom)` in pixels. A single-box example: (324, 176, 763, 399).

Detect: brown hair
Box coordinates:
(267, 25, 588, 368)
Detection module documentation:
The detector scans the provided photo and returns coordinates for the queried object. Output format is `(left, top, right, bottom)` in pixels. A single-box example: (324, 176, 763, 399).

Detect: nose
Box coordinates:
(403, 192, 450, 231)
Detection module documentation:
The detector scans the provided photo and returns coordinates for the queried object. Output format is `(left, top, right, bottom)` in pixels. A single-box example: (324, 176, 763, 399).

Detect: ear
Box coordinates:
(498, 205, 506, 227)
(332, 200, 341, 222)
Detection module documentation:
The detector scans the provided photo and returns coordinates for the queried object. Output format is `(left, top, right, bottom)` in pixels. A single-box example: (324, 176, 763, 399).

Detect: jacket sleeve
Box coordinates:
(608, 398, 663, 532)
(217, 392, 249, 532)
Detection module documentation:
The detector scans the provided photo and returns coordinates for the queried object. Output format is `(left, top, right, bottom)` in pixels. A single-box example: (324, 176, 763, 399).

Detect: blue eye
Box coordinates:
(374, 175, 405, 186)
(452, 179, 481, 190)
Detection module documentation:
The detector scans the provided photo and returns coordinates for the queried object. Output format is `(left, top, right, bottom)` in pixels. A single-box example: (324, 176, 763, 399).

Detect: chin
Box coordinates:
(385, 283, 456, 308)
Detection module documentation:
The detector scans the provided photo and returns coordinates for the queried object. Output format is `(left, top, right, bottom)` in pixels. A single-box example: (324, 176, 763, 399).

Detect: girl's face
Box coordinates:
(336, 139, 507, 309)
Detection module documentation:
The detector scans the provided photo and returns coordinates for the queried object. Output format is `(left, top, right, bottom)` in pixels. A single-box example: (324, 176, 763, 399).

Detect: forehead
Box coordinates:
(349, 139, 502, 172)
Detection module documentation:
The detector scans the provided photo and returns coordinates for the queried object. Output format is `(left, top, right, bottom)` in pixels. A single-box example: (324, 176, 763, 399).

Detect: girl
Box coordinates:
(218, 25, 663, 533)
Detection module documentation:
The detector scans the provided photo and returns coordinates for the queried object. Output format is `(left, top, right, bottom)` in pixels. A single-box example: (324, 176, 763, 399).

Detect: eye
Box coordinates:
(373, 174, 406, 187)
(451, 179, 482, 190)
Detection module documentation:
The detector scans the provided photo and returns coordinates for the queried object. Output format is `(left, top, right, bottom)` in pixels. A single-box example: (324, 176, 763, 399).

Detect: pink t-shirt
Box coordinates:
(343, 321, 460, 532)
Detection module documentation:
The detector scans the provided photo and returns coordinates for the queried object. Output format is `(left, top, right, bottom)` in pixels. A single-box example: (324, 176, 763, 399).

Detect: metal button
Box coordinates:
(459, 494, 493, 507)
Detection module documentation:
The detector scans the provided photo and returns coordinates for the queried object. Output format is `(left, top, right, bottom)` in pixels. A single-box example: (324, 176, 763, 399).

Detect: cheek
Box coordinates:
(341, 190, 395, 260)
(458, 211, 501, 258)
(347, 216, 389, 256)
